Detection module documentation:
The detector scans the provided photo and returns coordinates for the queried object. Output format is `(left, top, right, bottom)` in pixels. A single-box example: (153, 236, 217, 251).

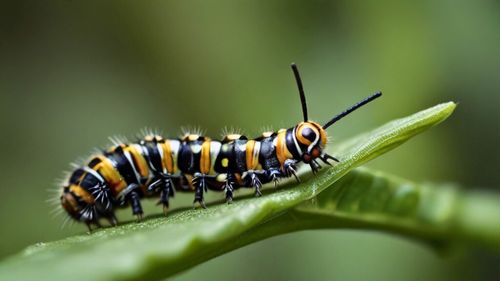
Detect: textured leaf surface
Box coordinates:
(0, 103, 458, 281)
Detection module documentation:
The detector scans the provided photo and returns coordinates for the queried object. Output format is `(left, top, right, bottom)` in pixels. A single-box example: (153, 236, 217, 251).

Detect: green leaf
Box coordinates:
(292, 168, 500, 253)
(0, 102, 458, 281)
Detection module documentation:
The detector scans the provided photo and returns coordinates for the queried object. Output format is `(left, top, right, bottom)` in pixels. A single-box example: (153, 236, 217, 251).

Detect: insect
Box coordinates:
(58, 63, 381, 230)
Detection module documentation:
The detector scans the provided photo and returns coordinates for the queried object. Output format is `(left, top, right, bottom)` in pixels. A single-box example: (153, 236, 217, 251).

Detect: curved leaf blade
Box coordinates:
(229, 167, 500, 257)
(0, 102, 456, 281)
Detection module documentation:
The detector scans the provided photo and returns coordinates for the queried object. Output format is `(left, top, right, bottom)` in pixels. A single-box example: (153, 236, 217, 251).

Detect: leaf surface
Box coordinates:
(0, 103, 459, 281)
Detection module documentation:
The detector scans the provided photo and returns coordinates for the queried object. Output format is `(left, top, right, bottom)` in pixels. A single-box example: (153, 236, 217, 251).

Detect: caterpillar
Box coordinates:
(58, 63, 382, 230)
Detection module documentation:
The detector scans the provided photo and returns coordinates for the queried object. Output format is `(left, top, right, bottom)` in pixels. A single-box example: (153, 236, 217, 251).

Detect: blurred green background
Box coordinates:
(1, 1, 500, 280)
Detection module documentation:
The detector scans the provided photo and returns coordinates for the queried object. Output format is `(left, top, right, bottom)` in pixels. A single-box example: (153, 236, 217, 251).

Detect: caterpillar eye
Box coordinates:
(302, 153, 312, 163)
(311, 147, 321, 158)
(303, 147, 320, 163)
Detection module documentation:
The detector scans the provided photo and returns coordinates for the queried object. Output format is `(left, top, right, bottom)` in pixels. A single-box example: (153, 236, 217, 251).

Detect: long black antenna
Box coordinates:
(291, 63, 308, 122)
(323, 92, 382, 129)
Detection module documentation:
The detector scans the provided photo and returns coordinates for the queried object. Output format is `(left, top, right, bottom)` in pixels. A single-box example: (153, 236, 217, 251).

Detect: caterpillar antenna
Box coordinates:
(291, 63, 308, 122)
(323, 92, 382, 129)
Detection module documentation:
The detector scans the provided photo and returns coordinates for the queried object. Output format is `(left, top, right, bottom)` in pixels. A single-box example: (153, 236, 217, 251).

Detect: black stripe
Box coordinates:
(234, 139, 247, 173)
(88, 157, 101, 169)
(285, 128, 301, 159)
(142, 140, 163, 173)
(214, 142, 234, 173)
(177, 142, 195, 174)
(105, 147, 138, 185)
(68, 168, 85, 185)
(190, 142, 202, 173)
(258, 136, 279, 170)
(79, 173, 101, 191)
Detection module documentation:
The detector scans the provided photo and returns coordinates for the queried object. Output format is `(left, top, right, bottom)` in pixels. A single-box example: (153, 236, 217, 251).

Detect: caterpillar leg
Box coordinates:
(85, 220, 102, 232)
(148, 176, 175, 216)
(309, 153, 339, 173)
(283, 159, 300, 182)
(118, 183, 144, 221)
(79, 204, 101, 232)
(85, 222, 93, 232)
(224, 173, 235, 203)
(159, 182, 175, 216)
(309, 160, 322, 174)
(105, 213, 118, 226)
(319, 153, 339, 165)
(126, 190, 144, 221)
(193, 174, 208, 209)
(267, 168, 282, 187)
(246, 172, 263, 197)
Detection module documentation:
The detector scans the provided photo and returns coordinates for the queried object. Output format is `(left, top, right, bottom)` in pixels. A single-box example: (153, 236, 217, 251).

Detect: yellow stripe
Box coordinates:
(69, 184, 95, 204)
(200, 141, 211, 174)
(95, 156, 126, 194)
(124, 145, 149, 178)
(246, 140, 259, 170)
(276, 130, 290, 167)
(160, 141, 175, 173)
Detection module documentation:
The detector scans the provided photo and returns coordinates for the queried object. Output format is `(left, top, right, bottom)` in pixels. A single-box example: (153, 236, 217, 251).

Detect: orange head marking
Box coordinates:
(295, 121, 327, 162)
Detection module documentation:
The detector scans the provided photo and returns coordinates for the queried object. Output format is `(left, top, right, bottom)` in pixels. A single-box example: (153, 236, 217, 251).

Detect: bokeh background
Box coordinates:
(1, 1, 500, 280)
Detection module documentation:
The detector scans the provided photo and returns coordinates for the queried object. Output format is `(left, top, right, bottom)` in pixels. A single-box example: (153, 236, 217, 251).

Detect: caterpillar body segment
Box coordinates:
(59, 64, 382, 230)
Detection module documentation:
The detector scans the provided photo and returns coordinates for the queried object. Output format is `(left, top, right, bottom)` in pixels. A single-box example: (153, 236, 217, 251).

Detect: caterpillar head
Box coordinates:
(290, 63, 381, 169)
(294, 121, 327, 163)
(60, 185, 98, 224)
(61, 187, 85, 220)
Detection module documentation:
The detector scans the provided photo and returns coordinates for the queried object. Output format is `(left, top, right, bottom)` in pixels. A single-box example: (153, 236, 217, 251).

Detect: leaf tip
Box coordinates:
(422, 101, 457, 124)
(439, 101, 457, 118)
